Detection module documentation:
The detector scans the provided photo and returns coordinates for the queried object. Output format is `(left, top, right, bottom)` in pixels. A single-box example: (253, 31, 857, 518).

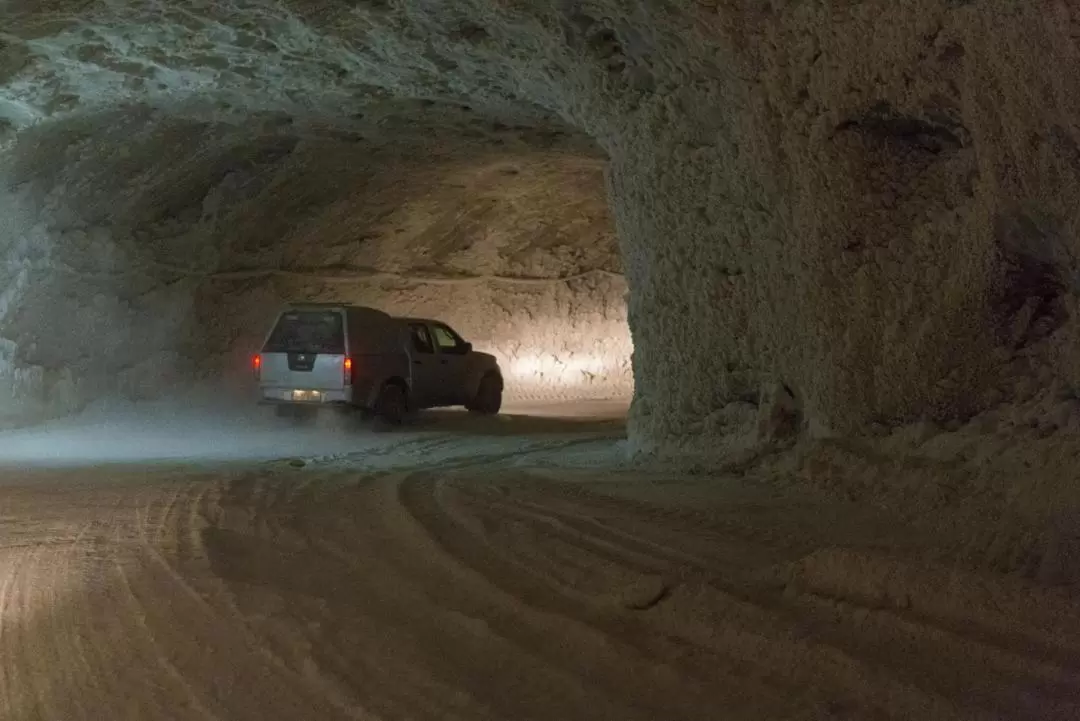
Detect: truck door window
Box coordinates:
(410, 324, 435, 354)
(432, 325, 466, 354)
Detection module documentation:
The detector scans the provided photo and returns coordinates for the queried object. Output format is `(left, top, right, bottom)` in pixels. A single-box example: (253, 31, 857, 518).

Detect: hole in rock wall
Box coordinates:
(0, 109, 632, 426)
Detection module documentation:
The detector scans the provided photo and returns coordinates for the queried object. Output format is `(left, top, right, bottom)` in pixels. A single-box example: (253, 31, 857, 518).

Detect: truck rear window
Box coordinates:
(263, 311, 345, 354)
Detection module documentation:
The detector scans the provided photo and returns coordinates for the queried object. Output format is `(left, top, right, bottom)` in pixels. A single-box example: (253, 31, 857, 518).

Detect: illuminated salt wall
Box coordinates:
(199, 270, 633, 403)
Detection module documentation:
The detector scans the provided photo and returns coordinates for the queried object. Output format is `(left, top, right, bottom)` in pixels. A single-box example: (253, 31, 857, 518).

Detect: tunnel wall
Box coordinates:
(603, 2, 1080, 456)
(0, 114, 229, 425)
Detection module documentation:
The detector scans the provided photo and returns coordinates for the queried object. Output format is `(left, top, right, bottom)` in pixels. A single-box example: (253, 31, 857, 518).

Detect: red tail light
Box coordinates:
(343, 356, 353, 384)
(252, 354, 262, 380)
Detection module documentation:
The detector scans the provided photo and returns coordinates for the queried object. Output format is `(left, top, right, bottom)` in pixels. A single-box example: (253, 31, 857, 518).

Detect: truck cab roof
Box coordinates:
(399, 317, 447, 326)
(283, 303, 388, 313)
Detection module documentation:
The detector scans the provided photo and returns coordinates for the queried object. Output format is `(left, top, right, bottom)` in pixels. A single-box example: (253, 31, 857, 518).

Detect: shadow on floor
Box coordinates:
(400, 408, 625, 436)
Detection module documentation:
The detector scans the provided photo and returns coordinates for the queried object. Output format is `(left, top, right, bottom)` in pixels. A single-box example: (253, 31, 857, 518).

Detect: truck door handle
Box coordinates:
(413, 360, 422, 365)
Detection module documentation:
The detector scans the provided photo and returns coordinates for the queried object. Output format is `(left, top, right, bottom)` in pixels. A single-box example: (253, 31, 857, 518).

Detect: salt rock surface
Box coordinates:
(1, 1, 1079, 457)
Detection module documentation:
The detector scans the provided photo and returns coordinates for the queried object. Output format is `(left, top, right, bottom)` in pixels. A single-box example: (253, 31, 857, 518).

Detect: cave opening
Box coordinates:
(0, 103, 634, 427)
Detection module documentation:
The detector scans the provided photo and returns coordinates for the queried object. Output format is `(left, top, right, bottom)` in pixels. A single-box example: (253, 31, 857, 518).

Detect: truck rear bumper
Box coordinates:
(258, 386, 355, 406)
(258, 399, 352, 407)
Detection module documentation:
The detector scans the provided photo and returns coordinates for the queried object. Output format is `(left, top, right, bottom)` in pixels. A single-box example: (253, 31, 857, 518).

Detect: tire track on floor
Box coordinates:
(0, 546, 30, 720)
(110, 521, 226, 721)
(395, 471, 1010, 721)
(388, 469, 820, 721)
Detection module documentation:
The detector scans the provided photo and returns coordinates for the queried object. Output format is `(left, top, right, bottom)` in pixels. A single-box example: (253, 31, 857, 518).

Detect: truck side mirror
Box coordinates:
(463, 342, 473, 353)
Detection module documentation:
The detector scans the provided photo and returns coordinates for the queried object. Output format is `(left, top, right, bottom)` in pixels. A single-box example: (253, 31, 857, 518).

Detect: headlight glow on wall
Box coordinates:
(507, 353, 613, 382)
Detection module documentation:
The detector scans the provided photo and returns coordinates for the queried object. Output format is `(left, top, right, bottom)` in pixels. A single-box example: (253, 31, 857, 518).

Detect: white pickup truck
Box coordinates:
(254, 304, 504, 425)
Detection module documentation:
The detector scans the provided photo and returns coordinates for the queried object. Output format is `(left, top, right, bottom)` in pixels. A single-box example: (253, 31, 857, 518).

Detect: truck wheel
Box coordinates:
(373, 382, 407, 428)
(468, 374, 503, 415)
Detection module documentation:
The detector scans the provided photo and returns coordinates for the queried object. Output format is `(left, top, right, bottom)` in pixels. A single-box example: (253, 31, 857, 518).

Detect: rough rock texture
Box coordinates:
(605, 2, 1080, 456)
(2, 1, 1080, 456)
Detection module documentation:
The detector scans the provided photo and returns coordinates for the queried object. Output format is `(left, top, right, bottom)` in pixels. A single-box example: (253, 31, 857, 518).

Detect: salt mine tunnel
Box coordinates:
(4, 3, 1080, 721)
(2, 1, 1071, 455)
(3, 2, 1079, 458)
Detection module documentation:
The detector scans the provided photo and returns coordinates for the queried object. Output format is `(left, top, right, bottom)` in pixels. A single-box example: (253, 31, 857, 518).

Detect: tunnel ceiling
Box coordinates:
(5, 103, 616, 278)
(3, 1, 1080, 459)
(0, 0, 596, 129)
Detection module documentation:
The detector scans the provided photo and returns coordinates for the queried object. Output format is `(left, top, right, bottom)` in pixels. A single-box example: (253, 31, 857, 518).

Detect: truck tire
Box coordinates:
(373, 382, 408, 428)
(468, 374, 503, 415)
